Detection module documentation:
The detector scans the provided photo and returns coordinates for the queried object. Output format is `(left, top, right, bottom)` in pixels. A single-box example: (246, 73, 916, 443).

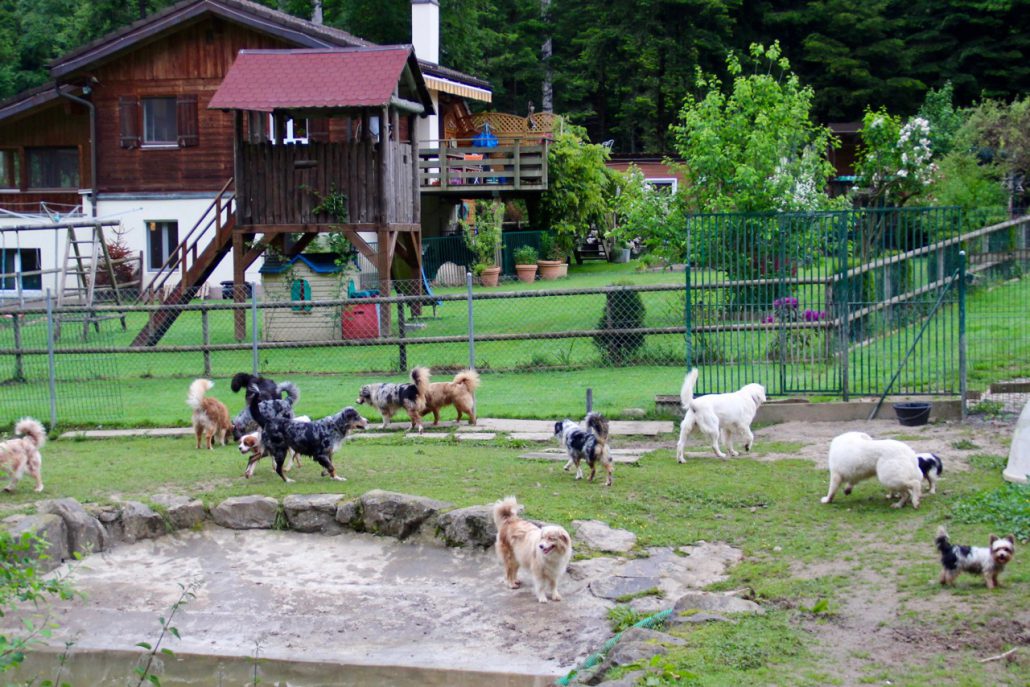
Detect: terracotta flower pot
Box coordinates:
(478, 266, 501, 287)
(537, 259, 563, 280)
(515, 263, 538, 284)
(556, 262, 569, 278)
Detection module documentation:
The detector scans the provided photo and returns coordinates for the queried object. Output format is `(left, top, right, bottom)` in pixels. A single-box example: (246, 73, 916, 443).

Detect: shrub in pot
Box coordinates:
(537, 234, 565, 280)
(461, 200, 504, 286)
(513, 245, 539, 283)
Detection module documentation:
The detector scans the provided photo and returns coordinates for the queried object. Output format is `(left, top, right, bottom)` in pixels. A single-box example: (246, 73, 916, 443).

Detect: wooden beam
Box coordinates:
(234, 223, 421, 233)
(286, 232, 318, 258)
(232, 231, 246, 341)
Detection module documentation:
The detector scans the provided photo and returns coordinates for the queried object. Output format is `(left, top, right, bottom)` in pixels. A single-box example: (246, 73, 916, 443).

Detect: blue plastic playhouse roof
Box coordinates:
(259, 252, 343, 275)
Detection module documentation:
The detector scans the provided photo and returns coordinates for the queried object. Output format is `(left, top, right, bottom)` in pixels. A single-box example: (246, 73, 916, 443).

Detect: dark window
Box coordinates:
(143, 97, 178, 145)
(147, 220, 179, 270)
(26, 147, 79, 189)
(1, 249, 42, 291)
(0, 149, 19, 189)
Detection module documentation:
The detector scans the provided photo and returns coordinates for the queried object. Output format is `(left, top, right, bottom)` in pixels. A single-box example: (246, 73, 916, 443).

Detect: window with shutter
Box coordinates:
(119, 97, 140, 149)
(290, 278, 312, 312)
(177, 94, 199, 147)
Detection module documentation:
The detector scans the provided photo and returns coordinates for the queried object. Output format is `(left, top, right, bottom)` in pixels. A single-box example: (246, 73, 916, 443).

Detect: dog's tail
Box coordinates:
(276, 381, 299, 404)
(492, 496, 520, 529)
(585, 412, 609, 443)
(935, 526, 952, 555)
(230, 372, 254, 394)
(14, 418, 46, 449)
(680, 368, 699, 410)
(249, 385, 267, 427)
(187, 379, 214, 410)
(453, 369, 481, 392)
(411, 367, 431, 405)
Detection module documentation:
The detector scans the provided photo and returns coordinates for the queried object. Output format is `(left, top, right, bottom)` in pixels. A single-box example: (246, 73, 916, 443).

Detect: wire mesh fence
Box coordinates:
(0, 208, 1026, 428)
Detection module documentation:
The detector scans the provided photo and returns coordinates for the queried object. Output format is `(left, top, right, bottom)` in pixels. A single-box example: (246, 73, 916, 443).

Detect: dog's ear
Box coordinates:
(1004, 535, 1015, 545)
(989, 534, 998, 545)
(560, 530, 571, 547)
(554, 421, 563, 435)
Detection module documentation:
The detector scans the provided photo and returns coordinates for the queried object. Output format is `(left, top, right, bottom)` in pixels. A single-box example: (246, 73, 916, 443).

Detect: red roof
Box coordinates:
(208, 48, 419, 112)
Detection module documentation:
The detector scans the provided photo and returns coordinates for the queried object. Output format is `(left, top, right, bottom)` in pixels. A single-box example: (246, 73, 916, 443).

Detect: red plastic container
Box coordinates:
(341, 304, 380, 339)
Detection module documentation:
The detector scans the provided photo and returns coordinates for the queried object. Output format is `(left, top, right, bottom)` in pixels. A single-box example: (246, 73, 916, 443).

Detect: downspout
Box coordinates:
(55, 83, 97, 218)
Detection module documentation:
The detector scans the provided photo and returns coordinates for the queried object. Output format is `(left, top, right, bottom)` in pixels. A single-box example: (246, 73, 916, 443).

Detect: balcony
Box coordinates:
(418, 138, 548, 194)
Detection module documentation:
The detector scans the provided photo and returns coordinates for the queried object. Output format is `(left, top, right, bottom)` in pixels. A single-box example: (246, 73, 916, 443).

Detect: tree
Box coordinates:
(854, 107, 935, 207)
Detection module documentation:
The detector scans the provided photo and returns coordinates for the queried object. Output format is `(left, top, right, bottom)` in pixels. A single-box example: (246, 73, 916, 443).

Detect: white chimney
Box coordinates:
(411, 0, 439, 64)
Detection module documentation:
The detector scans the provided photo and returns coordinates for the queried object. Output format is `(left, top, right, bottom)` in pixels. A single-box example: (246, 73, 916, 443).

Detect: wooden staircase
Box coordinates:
(132, 179, 236, 347)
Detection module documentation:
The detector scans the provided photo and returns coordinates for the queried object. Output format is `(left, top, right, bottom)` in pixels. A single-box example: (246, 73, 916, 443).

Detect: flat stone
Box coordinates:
(120, 501, 166, 543)
(519, 448, 647, 464)
(347, 432, 391, 439)
(359, 490, 451, 540)
(406, 432, 449, 439)
(4, 513, 68, 571)
(211, 495, 279, 530)
(589, 575, 662, 600)
(58, 427, 193, 440)
(435, 505, 497, 548)
(456, 433, 496, 441)
(150, 494, 206, 530)
(284, 494, 344, 534)
(667, 611, 732, 626)
(595, 669, 647, 687)
(335, 499, 361, 529)
(509, 432, 555, 441)
(573, 520, 637, 553)
(38, 497, 108, 556)
(674, 592, 764, 615)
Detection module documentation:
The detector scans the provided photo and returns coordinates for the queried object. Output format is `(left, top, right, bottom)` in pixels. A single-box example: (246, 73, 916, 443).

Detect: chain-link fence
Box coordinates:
(0, 209, 1026, 428)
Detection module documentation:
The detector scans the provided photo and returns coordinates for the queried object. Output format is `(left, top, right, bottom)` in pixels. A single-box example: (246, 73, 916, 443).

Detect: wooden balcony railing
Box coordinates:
(418, 139, 548, 192)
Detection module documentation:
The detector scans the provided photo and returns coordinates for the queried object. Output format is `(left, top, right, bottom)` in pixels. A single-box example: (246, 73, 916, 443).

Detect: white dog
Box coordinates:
(492, 496, 572, 603)
(822, 432, 922, 508)
(675, 368, 766, 461)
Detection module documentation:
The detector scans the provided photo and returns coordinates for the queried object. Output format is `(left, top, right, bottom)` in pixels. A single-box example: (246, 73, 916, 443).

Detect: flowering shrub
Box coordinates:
(762, 296, 829, 361)
(855, 108, 936, 206)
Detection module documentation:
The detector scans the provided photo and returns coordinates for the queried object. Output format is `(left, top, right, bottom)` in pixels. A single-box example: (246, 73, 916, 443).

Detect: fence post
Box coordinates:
(586, 388, 593, 414)
(838, 213, 851, 401)
(683, 235, 692, 370)
(397, 300, 407, 371)
(202, 306, 211, 377)
(466, 272, 475, 370)
(45, 290, 57, 429)
(12, 313, 23, 381)
(958, 250, 967, 420)
(251, 283, 259, 375)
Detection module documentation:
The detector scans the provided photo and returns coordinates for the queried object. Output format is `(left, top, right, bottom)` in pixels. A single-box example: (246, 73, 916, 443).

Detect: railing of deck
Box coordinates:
(418, 137, 548, 192)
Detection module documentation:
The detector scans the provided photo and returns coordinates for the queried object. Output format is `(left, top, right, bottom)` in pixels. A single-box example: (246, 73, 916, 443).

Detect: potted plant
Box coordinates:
(513, 245, 539, 283)
(461, 200, 504, 286)
(537, 234, 565, 280)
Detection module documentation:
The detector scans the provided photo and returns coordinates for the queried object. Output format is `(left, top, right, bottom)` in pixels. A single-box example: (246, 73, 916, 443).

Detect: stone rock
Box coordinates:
(667, 611, 732, 626)
(335, 499, 362, 529)
(39, 497, 108, 556)
(211, 495, 279, 530)
(434, 261, 466, 287)
(579, 628, 681, 685)
(86, 504, 124, 544)
(120, 501, 167, 543)
(572, 520, 637, 553)
(596, 669, 647, 687)
(589, 575, 661, 601)
(150, 494, 206, 530)
(674, 592, 764, 615)
(359, 490, 451, 540)
(435, 505, 497, 548)
(5, 514, 68, 572)
(284, 494, 344, 534)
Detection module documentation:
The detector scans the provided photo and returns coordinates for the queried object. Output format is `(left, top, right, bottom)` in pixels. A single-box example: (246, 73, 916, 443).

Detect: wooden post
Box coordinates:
(233, 230, 246, 340)
(410, 113, 420, 224)
(12, 313, 23, 380)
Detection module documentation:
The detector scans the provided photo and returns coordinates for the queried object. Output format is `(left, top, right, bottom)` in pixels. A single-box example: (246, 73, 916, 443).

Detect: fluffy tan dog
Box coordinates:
(187, 379, 232, 449)
(424, 369, 480, 425)
(492, 496, 572, 603)
(0, 418, 46, 492)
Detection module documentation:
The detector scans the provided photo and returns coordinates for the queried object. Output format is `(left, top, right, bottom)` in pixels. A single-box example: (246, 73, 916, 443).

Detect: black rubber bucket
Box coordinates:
(893, 402, 932, 427)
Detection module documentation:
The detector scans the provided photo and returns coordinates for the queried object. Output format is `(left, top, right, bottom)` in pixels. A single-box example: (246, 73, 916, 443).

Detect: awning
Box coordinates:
(424, 75, 492, 103)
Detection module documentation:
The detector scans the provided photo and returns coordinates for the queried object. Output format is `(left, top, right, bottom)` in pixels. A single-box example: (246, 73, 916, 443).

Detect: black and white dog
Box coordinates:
(250, 387, 367, 482)
(230, 373, 299, 440)
(554, 412, 612, 486)
(356, 367, 429, 433)
(916, 452, 943, 494)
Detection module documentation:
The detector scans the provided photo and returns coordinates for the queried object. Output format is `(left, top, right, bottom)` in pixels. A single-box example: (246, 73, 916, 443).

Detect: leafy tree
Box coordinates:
(670, 42, 844, 214)
(610, 165, 686, 261)
(917, 82, 964, 157)
(854, 107, 935, 207)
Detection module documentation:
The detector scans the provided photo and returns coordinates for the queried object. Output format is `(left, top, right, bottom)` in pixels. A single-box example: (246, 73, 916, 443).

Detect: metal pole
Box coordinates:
(683, 225, 692, 370)
(397, 301, 407, 371)
(202, 306, 211, 377)
(251, 283, 259, 375)
(45, 290, 57, 429)
(12, 313, 23, 381)
(586, 388, 593, 413)
(958, 250, 967, 420)
(839, 212, 851, 401)
(466, 271, 475, 370)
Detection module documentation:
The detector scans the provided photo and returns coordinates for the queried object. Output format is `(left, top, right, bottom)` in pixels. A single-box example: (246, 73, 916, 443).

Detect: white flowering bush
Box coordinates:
(855, 107, 937, 206)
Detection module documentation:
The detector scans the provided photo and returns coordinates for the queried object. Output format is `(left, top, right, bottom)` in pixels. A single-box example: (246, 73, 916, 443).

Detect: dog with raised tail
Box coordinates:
(424, 369, 481, 426)
(187, 379, 233, 449)
(493, 496, 572, 603)
(229, 374, 299, 440)
(675, 368, 766, 461)
(356, 367, 430, 433)
(555, 412, 613, 486)
(936, 526, 1015, 589)
(0, 418, 46, 492)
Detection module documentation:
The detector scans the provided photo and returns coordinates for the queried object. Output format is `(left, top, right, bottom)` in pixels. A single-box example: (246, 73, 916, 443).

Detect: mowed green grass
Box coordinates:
(2, 427, 1026, 685)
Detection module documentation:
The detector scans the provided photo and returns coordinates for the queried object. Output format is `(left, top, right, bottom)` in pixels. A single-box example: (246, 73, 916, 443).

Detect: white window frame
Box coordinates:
(141, 97, 179, 148)
(268, 116, 309, 144)
(146, 220, 179, 271)
(0, 248, 43, 295)
(644, 177, 678, 193)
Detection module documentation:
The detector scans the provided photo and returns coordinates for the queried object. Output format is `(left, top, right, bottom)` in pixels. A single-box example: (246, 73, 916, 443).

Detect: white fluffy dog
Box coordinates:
(675, 368, 766, 461)
(492, 496, 572, 603)
(821, 432, 922, 509)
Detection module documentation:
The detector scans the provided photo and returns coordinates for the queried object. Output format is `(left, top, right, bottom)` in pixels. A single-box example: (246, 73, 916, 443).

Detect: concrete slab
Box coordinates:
(509, 433, 555, 442)
(456, 433, 497, 441)
(59, 427, 193, 440)
(16, 527, 611, 680)
(518, 448, 650, 464)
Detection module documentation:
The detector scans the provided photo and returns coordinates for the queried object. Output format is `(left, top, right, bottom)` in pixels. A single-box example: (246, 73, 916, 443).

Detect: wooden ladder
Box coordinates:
(55, 223, 127, 340)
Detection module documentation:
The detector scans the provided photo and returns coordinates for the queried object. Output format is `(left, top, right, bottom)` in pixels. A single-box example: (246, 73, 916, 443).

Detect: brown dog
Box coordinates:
(424, 369, 480, 425)
(492, 496, 572, 603)
(187, 379, 232, 449)
(0, 418, 46, 492)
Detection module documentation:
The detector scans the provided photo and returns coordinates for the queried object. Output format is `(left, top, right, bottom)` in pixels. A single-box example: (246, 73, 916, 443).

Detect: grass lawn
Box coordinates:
(2, 422, 1027, 685)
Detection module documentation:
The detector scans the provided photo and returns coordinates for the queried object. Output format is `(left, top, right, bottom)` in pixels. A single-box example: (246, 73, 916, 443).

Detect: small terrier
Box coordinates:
(915, 452, 943, 494)
(936, 526, 1015, 589)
